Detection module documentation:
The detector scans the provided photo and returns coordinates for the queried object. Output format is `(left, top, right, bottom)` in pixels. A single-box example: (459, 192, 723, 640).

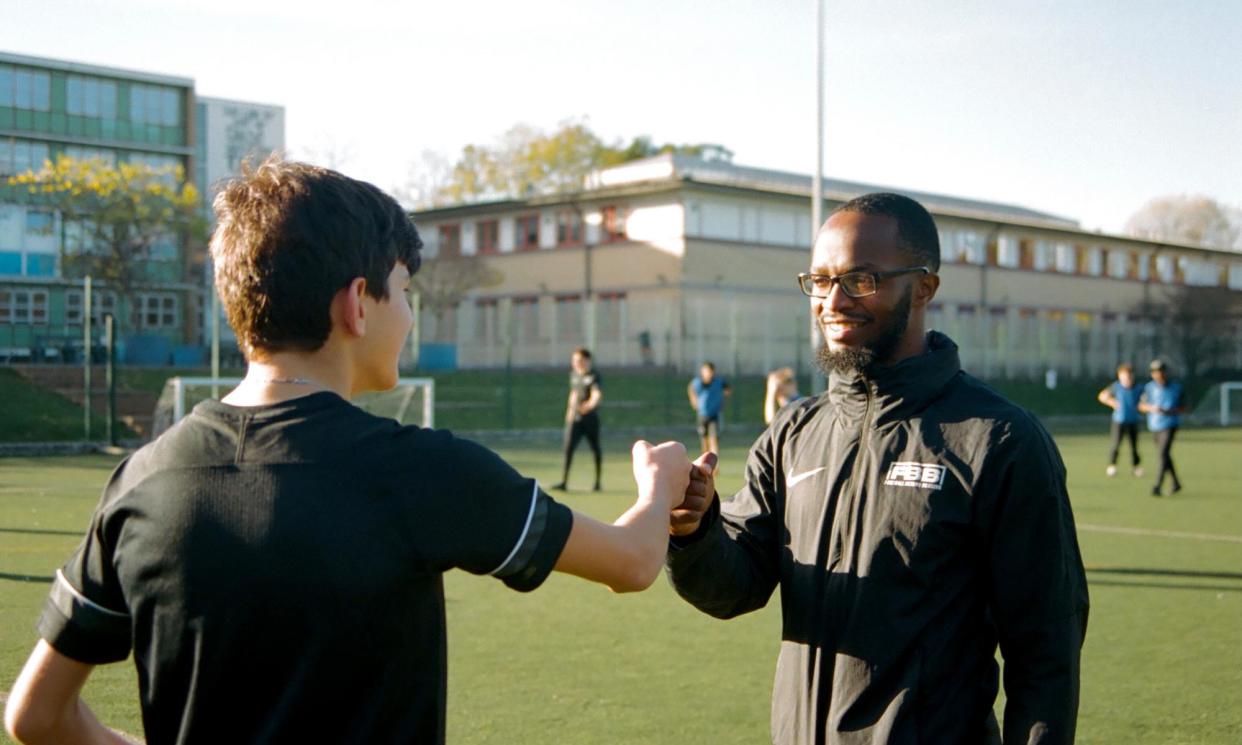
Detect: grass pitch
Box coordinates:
(1, 427, 1239, 743)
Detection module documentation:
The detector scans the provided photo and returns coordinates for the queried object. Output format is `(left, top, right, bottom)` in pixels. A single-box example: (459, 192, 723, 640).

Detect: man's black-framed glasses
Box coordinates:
(797, 266, 931, 299)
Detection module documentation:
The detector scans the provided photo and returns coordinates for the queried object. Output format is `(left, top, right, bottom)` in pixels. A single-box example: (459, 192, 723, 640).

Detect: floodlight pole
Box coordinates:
(105, 313, 116, 447)
(809, 0, 827, 394)
(83, 275, 92, 441)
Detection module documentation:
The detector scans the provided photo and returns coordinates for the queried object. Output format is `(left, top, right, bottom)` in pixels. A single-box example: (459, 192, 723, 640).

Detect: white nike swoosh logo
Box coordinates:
(786, 467, 827, 488)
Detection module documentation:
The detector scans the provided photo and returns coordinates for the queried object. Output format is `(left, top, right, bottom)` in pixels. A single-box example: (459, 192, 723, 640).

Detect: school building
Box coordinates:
(412, 153, 1242, 380)
(0, 51, 283, 364)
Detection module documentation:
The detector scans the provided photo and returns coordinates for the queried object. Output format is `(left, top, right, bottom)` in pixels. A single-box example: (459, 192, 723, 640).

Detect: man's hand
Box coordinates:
(671, 451, 718, 536)
(632, 440, 691, 511)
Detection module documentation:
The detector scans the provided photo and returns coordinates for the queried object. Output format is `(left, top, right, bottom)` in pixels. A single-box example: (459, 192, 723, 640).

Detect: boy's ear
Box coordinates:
(333, 277, 369, 338)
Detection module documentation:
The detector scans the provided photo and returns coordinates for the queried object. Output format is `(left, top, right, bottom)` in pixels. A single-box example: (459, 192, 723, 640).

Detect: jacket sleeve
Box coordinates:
(979, 418, 1090, 745)
(664, 422, 784, 619)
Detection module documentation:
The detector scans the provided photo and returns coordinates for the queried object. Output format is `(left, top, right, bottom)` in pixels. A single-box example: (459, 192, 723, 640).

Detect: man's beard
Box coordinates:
(815, 285, 913, 376)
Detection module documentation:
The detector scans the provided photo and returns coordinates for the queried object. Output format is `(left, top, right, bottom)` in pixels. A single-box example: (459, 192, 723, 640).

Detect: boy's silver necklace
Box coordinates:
(256, 377, 317, 386)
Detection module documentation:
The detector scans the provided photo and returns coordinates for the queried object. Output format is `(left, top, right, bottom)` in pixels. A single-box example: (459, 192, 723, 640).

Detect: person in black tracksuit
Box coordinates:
(668, 194, 1088, 745)
(552, 347, 603, 491)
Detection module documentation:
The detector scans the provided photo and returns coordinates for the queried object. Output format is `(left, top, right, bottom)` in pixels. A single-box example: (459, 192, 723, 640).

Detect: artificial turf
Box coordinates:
(1, 426, 1239, 743)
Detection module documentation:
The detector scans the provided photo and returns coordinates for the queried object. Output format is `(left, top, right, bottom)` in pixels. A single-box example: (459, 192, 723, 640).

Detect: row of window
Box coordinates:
(435, 206, 627, 256)
(470, 292, 627, 342)
(0, 288, 179, 329)
(941, 230, 1233, 287)
(0, 139, 50, 176)
(0, 65, 182, 126)
(0, 137, 187, 177)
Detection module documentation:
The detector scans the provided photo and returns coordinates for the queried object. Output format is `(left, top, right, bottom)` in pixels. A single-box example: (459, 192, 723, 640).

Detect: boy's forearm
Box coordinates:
(610, 496, 675, 591)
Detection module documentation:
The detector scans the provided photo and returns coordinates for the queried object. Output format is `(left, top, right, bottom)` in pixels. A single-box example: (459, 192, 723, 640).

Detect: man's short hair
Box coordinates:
(701, 361, 716, 372)
(573, 348, 592, 360)
(1117, 362, 1133, 374)
(211, 156, 423, 357)
(832, 192, 941, 272)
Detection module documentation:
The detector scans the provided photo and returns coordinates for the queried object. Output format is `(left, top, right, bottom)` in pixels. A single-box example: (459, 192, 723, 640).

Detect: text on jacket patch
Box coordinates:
(884, 462, 947, 490)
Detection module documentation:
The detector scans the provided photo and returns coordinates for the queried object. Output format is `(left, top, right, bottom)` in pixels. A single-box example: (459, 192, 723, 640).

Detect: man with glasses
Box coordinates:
(667, 193, 1088, 744)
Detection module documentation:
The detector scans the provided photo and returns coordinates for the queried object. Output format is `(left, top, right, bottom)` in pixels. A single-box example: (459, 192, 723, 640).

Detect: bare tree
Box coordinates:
(392, 150, 453, 209)
(1125, 194, 1242, 251)
(1136, 284, 1242, 386)
(411, 253, 503, 341)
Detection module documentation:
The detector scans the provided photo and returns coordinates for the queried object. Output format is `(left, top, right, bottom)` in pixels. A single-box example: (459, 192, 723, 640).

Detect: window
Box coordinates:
(130, 84, 181, 126)
(0, 140, 51, 176)
(66, 76, 118, 119)
(1033, 241, 1055, 271)
(131, 293, 179, 329)
(556, 211, 582, 247)
(25, 254, 55, 277)
(1107, 249, 1129, 279)
(474, 298, 498, 340)
(0, 289, 48, 324)
(477, 220, 499, 254)
(1155, 255, 1176, 283)
(1082, 247, 1103, 276)
(598, 292, 626, 339)
(3, 66, 51, 111)
(64, 290, 117, 326)
(513, 296, 539, 340)
(437, 224, 461, 257)
(555, 294, 582, 341)
(1054, 242, 1076, 273)
(996, 235, 1020, 268)
(600, 205, 626, 242)
(25, 210, 54, 236)
(0, 251, 21, 275)
(515, 214, 539, 251)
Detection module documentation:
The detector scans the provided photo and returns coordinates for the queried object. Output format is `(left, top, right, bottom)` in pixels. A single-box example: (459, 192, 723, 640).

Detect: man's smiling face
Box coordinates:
(810, 211, 929, 373)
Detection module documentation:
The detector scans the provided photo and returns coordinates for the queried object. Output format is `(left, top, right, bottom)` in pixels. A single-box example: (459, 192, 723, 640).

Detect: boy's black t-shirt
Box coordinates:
(37, 391, 573, 744)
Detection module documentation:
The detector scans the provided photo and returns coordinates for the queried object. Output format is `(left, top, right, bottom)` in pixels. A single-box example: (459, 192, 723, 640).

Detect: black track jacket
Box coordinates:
(667, 332, 1088, 745)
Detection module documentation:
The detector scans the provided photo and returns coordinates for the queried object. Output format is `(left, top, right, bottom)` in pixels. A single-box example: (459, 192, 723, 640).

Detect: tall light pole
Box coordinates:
(810, 0, 826, 394)
(582, 208, 602, 353)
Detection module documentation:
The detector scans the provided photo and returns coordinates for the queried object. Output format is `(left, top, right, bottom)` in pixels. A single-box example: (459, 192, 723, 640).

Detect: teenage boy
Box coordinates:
(1097, 362, 1143, 477)
(688, 361, 731, 454)
(551, 347, 603, 491)
(5, 158, 692, 745)
(1140, 359, 1187, 497)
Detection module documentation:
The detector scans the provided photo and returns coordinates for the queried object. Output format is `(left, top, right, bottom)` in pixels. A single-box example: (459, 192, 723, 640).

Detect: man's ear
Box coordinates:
(333, 277, 369, 338)
(913, 272, 940, 308)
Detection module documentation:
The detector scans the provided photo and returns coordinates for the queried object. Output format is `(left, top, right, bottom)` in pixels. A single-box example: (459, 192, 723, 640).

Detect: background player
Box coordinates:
(1097, 362, 1143, 477)
(688, 361, 731, 454)
(552, 347, 603, 491)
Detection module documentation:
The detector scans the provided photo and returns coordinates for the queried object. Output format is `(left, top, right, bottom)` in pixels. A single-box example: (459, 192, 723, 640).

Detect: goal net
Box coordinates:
(151, 377, 435, 438)
(1187, 381, 1242, 427)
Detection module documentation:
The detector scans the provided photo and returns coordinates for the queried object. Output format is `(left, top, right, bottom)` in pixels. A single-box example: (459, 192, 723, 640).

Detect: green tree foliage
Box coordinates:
(410, 120, 733, 206)
(7, 156, 207, 303)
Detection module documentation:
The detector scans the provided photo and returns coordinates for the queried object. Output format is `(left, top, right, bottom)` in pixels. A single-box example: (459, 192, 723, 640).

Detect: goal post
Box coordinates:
(153, 376, 436, 438)
(1186, 381, 1242, 427)
(1221, 382, 1242, 427)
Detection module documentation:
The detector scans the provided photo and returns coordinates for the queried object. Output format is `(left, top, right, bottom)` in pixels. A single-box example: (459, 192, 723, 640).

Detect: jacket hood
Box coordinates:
(826, 331, 962, 424)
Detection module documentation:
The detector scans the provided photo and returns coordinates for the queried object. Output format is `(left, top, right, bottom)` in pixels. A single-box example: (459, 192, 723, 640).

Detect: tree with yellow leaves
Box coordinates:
(7, 155, 207, 317)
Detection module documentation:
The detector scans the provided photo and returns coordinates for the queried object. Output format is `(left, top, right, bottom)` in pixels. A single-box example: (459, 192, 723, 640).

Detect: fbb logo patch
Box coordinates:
(884, 462, 947, 490)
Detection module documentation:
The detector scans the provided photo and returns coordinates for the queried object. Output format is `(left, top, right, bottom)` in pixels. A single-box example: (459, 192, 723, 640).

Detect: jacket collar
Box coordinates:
(826, 331, 962, 425)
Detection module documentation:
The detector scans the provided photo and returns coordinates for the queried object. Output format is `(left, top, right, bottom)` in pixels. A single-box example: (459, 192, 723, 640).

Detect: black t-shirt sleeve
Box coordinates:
(37, 487, 133, 664)
(416, 436, 572, 592)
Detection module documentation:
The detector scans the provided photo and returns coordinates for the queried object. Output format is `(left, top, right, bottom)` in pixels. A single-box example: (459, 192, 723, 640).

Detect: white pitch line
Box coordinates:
(1078, 523, 1242, 544)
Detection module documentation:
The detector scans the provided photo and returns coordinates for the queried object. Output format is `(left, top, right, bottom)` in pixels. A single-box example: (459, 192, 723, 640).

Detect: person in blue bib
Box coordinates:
(688, 361, 731, 454)
(1139, 359, 1187, 497)
(1097, 362, 1143, 477)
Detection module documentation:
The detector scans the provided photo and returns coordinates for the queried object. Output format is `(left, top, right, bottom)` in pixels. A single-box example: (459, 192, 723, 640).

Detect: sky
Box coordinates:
(3, 0, 1238, 234)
